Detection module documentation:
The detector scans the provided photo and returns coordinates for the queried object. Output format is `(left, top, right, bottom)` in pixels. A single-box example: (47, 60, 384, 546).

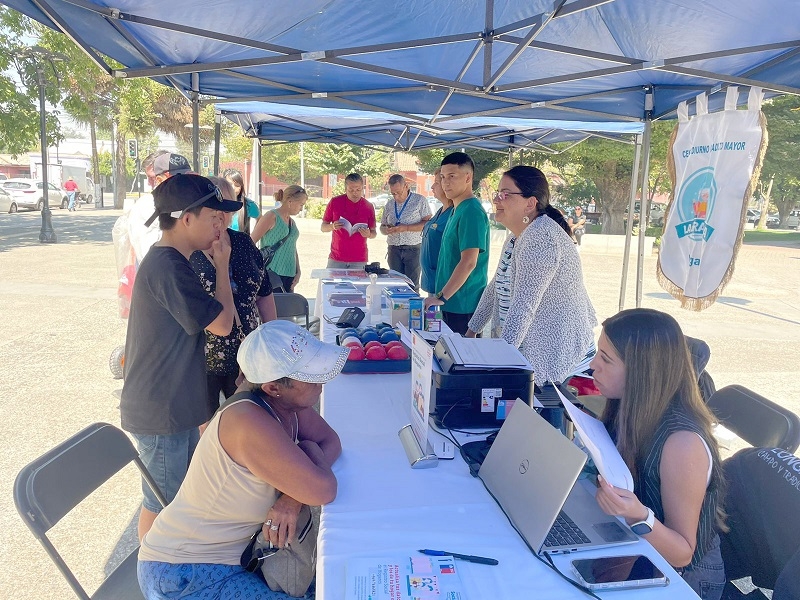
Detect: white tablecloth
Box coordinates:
(317, 303, 699, 599)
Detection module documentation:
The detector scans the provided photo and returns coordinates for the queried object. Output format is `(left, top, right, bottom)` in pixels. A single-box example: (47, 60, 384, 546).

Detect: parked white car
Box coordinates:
(786, 209, 800, 229)
(0, 179, 68, 211)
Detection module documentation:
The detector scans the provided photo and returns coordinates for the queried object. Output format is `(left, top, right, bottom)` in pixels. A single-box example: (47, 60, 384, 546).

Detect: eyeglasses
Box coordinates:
(494, 190, 526, 201)
(169, 186, 223, 218)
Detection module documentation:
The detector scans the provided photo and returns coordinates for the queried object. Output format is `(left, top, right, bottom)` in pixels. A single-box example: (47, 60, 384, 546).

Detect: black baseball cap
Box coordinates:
(144, 174, 243, 227)
(152, 152, 192, 177)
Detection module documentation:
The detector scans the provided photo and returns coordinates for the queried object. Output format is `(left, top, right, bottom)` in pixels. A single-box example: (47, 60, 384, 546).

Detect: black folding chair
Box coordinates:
(273, 292, 319, 333)
(707, 385, 800, 452)
(14, 422, 167, 600)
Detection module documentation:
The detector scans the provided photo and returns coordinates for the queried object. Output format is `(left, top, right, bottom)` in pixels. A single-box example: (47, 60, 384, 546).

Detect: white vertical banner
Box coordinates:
(657, 87, 768, 310)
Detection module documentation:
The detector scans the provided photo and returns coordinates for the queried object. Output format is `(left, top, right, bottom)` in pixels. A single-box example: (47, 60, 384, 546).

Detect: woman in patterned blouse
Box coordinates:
(189, 177, 277, 422)
(466, 165, 597, 385)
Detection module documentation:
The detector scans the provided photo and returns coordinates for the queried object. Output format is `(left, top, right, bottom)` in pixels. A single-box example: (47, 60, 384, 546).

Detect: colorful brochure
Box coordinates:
(346, 556, 468, 600)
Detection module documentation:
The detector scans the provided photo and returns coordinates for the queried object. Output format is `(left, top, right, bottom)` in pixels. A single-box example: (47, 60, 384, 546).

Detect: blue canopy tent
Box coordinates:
(217, 101, 645, 154)
(4, 0, 798, 305)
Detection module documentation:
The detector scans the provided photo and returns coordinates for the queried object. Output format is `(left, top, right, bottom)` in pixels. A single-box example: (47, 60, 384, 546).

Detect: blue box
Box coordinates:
(408, 297, 424, 330)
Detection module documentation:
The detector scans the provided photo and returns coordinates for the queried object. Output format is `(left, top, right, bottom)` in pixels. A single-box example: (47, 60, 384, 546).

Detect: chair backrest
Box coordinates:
(707, 385, 800, 452)
(14, 422, 166, 600)
(267, 269, 287, 293)
(273, 292, 310, 328)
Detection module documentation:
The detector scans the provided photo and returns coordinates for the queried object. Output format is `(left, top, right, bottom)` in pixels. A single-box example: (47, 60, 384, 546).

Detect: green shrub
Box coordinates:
(305, 197, 327, 219)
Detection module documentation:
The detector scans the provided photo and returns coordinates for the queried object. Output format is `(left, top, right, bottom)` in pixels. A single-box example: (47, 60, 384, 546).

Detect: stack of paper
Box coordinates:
(440, 335, 532, 370)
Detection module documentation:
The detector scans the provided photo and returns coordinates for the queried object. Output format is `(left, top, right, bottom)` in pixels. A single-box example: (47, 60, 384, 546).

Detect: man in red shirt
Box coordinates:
(321, 173, 377, 268)
(63, 176, 79, 211)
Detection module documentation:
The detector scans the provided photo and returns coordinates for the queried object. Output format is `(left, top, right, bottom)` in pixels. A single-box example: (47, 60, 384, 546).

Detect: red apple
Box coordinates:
(387, 345, 409, 360)
(365, 345, 387, 361)
(347, 346, 365, 361)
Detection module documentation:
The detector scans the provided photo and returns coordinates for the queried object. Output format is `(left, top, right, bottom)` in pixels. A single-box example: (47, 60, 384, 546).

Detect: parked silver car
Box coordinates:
(367, 193, 391, 209)
(0, 179, 68, 211)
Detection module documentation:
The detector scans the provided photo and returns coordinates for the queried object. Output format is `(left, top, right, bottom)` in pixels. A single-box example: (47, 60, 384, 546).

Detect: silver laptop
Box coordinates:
(479, 400, 638, 554)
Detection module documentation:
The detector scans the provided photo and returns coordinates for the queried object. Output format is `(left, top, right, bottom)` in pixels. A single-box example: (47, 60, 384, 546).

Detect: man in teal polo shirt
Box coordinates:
(423, 152, 489, 335)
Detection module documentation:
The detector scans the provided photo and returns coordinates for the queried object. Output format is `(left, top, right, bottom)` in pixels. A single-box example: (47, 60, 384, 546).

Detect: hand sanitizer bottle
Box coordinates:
(365, 273, 382, 325)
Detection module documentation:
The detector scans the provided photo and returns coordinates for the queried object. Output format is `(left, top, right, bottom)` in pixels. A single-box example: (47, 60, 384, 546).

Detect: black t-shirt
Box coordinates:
(189, 228, 272, 375)
(120, 246, 222, 435)
(722, 447, 800, 589)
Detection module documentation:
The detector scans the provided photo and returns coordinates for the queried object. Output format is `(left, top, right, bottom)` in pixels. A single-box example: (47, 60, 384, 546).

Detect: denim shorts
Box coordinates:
(679, 535, 726, 600)
(138, 561, 291, 600)
(133, 429, 200, 513)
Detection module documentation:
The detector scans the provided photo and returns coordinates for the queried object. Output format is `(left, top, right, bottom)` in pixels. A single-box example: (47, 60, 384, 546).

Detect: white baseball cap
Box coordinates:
(238, 320, 349, 384)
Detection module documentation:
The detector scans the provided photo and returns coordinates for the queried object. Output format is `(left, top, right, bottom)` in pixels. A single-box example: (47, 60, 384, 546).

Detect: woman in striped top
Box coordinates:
(591, 308, 726, 599)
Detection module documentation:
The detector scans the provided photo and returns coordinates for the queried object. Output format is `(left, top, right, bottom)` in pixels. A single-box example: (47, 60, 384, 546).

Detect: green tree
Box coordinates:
(39, 28, 116, 191)
(546, 124, 672, 234)
(0, 10, 63, 157)
(305, 143, 390, 182)
(760, 95, 800, 226)
(411, 148, 506, 193)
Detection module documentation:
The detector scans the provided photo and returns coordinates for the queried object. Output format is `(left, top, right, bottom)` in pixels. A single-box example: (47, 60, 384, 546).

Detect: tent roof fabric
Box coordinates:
(217, 101, 644, 152)
(4, 0, 799, 124)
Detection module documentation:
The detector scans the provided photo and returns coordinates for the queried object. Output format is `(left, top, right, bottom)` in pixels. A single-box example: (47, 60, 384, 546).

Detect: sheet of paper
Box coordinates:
(410, 330, 433, 450)
(555, 386, 634, 492)
(345, 556, 467, 600)
(441, 335, 532, 369)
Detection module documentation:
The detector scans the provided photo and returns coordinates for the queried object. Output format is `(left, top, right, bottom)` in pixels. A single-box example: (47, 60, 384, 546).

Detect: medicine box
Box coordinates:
(408, 297, 424, 330)
(382, 286, 421, 328)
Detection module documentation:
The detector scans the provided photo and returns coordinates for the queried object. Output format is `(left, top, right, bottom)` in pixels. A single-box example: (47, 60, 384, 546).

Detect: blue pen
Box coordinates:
(418, 549, 499, 565)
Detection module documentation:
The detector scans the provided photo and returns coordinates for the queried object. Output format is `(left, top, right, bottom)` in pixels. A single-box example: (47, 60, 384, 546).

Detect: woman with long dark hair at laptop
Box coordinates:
(590, 308, 726, 599)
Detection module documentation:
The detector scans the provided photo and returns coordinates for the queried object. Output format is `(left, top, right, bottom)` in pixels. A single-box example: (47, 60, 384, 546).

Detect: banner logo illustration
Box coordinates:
(675, 167, 717, 242)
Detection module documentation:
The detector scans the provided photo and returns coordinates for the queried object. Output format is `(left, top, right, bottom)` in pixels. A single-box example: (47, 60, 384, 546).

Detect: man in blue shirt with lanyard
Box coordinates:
(380, 174, 432, 290)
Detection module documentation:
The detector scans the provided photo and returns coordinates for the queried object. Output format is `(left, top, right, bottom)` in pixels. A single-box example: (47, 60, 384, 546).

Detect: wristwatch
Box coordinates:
(435, 291, 448, 301)
(630, 507, 655, 535)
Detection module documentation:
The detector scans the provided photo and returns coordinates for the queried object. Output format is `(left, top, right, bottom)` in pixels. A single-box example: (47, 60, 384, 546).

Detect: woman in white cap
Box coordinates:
(138, 320, 349, 600)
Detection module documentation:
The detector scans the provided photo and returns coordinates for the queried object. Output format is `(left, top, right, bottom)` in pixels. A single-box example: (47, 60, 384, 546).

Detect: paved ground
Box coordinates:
(1, 203, 798, 598)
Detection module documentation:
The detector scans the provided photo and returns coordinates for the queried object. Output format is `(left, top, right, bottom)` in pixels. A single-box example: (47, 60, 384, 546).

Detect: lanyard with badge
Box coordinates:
(394, 193, 410, 224)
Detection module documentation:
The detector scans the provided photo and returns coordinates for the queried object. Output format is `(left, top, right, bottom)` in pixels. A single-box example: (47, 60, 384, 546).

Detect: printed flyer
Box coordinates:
(346, 556, 467, 600)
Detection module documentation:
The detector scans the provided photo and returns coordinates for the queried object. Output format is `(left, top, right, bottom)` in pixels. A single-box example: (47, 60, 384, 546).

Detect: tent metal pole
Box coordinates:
(635, 119, 653, 307)
(257, 142, 262, 212)
(191, 73, 200, 172)
(213, 111, 221, 175)
(619, 133, 643, 312)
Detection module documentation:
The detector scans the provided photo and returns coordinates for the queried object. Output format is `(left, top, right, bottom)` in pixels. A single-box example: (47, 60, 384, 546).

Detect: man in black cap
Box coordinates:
(121, 174, 242, 540)
(127, 151, 193, 263)
(150, 152, 192, 185)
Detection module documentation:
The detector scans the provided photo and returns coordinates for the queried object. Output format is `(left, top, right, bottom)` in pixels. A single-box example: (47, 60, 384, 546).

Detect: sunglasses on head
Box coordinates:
(169, 186, 223, 218)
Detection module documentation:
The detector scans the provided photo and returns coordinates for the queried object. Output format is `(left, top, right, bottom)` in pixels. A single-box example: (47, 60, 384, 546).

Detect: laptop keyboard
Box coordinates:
(544, 512, 592, 548)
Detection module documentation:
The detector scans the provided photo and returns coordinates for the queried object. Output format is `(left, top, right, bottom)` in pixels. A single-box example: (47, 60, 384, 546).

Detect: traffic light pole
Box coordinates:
(36, 63, 56, 243)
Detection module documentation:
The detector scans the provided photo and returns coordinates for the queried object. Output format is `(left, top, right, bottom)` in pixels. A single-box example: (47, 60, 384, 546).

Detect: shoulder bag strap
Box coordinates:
(220, 389, 278, 419)
(268, 215, 293, 252)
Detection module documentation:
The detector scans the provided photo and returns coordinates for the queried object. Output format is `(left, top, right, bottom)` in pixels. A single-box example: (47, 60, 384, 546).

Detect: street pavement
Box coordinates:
(0, 203, 798, 598)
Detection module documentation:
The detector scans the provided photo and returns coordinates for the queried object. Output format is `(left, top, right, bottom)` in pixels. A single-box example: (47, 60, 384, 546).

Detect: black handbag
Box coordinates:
(260, 219, 293, 267)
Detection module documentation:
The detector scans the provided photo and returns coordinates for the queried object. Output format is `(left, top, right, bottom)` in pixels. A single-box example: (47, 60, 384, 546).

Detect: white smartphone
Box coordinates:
(571, 555, 669, 590)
